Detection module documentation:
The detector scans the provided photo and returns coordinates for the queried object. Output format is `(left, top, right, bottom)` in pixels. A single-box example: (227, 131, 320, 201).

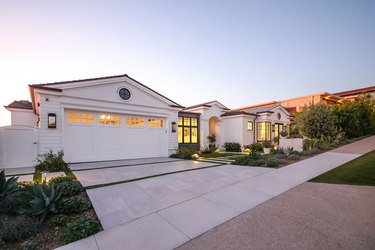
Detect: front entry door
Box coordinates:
(274, 123, 284, 143)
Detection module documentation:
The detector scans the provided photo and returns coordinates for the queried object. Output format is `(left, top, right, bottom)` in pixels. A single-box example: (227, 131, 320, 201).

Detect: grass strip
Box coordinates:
(310, 150, 375, 186)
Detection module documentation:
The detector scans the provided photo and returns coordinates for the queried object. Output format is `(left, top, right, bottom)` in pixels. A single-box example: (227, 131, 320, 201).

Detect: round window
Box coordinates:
(119, 88, 131, 100)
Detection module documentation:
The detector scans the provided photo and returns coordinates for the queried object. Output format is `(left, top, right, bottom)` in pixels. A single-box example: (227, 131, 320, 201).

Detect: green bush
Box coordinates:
(170, 147, 197, 160)
(60, 217, 100, 244)
(35, 150, 70, 172)
(0, 215, 42, 242)
(58, 196, 91, 214)
(49, 177, 81, 197)
(310, 148, 321, 154)
(262, 141, 272, 148)
(23, 183, 62, 222)
(296, 103, 337, 139)
(244, 143, 264, 153)
(334, 94, 375, 138)
(299, 150, 313, 156)
(287, 154, 300, 160)
(265, 157, 279, 167)
(233, 156, 262, 166)
(281, 147, 294, 156)
(200, 147, 214, 154)
(0, 193, 22, 214)
(0, 171, 20, 201)
(50, 214, 68, 226)
(223, 142, 241, 152)
(248, 151, 260, 161)
(274, 153, 287, 159)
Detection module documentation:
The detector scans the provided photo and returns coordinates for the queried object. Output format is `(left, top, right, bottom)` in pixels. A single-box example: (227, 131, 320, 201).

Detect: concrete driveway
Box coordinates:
(85, 165, 273, 229)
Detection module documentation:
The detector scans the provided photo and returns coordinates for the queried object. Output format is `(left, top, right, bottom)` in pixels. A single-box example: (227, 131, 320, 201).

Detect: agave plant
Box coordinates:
(25, 182, 62, 221)
(0, 170, 20, 200)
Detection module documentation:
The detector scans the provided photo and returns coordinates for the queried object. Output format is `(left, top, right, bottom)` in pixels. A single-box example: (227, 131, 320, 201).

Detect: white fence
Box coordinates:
(0, 126, 38, 169)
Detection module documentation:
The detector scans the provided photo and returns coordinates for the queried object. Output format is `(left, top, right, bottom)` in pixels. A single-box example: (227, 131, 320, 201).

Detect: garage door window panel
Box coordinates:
(148, 119, 164, 128)
(67, 112, 94, 124)
(126, 117, 144, 126)
(99, 114, 121, 125)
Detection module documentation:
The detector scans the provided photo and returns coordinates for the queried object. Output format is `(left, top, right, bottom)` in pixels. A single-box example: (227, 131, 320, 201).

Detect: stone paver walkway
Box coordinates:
(57, 136, 375, 250)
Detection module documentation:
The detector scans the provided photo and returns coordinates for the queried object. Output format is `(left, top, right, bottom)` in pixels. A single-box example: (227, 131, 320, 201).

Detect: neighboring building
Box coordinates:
(333, 86, 375, 101)
(1, 74, 292, 168)
(4, 100, 38, 127)
(237, 92, 347, 114)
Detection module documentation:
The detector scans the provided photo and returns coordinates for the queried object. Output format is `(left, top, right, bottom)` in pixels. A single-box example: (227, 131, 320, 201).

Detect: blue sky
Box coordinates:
(1, 0, 374, 125)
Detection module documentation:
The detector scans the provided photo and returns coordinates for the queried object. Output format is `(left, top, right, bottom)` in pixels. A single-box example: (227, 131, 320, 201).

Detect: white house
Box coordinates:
(180, 101, 291, 150)
(1, 74, 291, 168)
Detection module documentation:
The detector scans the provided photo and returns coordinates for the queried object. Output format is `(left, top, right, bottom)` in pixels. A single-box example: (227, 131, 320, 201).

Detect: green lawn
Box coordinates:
(199, 152, 243, 158)
(309, 150, 375, 186)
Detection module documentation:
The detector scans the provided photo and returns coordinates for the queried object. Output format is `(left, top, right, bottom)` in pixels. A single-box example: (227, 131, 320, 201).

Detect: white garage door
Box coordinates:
(63, 110, 167, 162)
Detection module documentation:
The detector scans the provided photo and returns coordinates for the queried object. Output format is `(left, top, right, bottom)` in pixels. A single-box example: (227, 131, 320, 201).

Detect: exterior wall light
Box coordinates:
(171, 122, 177, 133)
(48, 113, 56, 128)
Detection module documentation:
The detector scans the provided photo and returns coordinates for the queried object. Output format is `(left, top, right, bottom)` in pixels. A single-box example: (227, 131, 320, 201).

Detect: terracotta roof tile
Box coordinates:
(333, 86, 375, 97)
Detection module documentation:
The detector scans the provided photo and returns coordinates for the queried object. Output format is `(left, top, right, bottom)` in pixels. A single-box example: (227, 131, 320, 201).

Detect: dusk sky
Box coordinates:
(1, 1, 374, 126)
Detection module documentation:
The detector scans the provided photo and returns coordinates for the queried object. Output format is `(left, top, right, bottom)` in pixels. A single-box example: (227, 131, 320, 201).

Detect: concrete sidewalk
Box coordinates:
(57, 136, 375, 250)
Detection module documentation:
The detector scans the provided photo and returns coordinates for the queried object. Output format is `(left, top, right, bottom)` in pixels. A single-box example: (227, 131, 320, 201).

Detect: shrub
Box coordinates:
(334, 94, 375, 138)
(287, 154, 300, 160)
(0, 193, 22, 214)
(223, 142, 241, 152)
(170, 147, 197, 160)
(274, 153, 287, 159)
(0, 171, 20, 201)
(60, 217, 100, 244)
(296, 103, 337, 139)
(248, 151, 260, 161)
(0, 215, 42, 242)
(50, 214, 68, 226)
(244, 143, 264, 153)
(281, 146, 294, 157)
(200, 147, 213, 154)
(49, 177, 81, 197)
(23, 183, 62, 222)
(35, 150, 70, 172)
(58, 196, 91, 214)
(299, 150, 313, 156)
(265, 157, 279, 167)
(233, 156, 262, 166)
(310, 148, 321, 154)
(262, 141, 272, 148)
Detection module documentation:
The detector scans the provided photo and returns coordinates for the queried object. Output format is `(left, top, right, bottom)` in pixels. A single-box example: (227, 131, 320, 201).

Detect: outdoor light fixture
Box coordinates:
(48, 113, 56, 128)
(171, 122, 177, 133)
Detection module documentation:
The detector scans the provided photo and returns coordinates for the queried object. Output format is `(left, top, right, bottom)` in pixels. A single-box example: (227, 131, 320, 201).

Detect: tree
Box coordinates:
(296, 103, 336, 139)
(334, 94, 375, 138)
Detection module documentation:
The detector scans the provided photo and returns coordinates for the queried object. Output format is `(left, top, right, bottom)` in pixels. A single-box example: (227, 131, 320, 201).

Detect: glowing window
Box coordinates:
(191, 118, 198, 127)
(178, 127, 183, 143)
(184, 127, 190, 143)
(247, 121, 253, 131)
(184, 118, 190, 126)
(178, 117, 183, 126)
(126, 117, 144, 126)
(99, 114, 121, 125)
(148, 119, 164, 127)
(191, 128, 198, 143)
(68, 112, 93, 124)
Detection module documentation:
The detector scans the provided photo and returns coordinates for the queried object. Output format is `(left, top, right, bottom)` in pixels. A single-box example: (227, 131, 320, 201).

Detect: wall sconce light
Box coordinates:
(272, 124, 275, 132)
(171, 122, 177, 133)
(48, 113, 56, 128)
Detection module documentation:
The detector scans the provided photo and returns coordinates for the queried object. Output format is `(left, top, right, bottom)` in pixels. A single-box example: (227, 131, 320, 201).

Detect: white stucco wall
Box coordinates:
(222, 115, 256, 148)
(35, 78, 181, 159)
(10, 109, 38, 127)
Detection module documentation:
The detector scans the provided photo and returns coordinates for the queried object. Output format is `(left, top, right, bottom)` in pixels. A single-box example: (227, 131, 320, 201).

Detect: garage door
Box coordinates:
(63, 110, 167, 162)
